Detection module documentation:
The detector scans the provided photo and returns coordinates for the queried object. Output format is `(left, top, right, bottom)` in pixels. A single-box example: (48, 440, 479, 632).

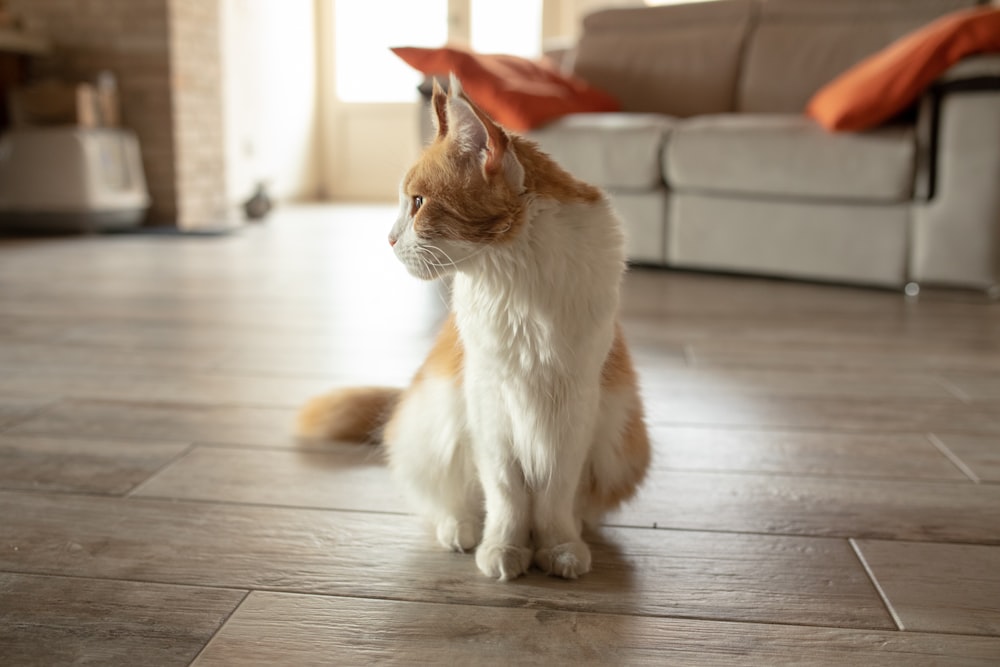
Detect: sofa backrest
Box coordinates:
(572, 0, 986, 118)
(572, 0, 754, 117)
(738, 0, 983, 113)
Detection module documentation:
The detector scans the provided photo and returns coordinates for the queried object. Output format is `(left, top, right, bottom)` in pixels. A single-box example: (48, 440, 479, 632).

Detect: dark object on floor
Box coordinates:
(243, 182, 273, 221)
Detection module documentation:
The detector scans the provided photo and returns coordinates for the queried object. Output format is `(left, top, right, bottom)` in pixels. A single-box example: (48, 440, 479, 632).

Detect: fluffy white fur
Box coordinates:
(383, 82, 635, 580)
(294, 78, 649, 581)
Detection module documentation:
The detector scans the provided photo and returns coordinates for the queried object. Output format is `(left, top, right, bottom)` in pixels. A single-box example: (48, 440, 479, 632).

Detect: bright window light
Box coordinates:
(334, 0, 448, 103)
(470, 0, 542, 58)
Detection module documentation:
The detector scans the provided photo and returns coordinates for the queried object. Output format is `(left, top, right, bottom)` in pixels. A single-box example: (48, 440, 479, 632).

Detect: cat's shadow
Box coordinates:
(295, 440, 643, 607)
(519, 528, 639, 594)
(413, 526, 639, 599)
(293, 438, 389, 470)
(393, 528, 643, 644)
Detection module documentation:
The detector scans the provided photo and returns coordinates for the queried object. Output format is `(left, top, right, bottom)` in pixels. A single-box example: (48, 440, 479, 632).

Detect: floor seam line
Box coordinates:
(125, 442, 198, 498)
(188, 589, 252, 666)
(849, 538, 905, 631)
(926, 433, 981, 483)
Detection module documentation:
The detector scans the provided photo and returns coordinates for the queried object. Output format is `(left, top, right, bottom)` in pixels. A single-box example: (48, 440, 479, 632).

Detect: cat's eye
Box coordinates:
(412, 195, 424, 214)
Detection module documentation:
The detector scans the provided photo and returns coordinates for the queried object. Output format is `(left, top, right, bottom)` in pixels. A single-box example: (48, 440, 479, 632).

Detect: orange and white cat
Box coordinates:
(297, 76, 649, 581)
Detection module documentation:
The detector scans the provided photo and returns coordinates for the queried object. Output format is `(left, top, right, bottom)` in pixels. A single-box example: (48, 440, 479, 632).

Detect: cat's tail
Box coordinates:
(295, 386, 402, 444)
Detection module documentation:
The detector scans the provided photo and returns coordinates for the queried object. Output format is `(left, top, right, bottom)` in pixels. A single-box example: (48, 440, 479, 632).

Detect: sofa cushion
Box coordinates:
(572, 0, 753, 117)
(807, 7, 1000, 131)
(666, 114, 916, 202)
(739, 0, 981, 113)
(391, 46, 620, 132)
(606, 190, 669, 264)
(531, 113, 676, 190)
(668, 193, 910, 287)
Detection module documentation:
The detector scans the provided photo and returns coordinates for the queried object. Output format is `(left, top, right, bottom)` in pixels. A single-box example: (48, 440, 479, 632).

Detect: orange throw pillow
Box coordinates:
(807, 7, 1000, 132)
(391, 45, 620, 132)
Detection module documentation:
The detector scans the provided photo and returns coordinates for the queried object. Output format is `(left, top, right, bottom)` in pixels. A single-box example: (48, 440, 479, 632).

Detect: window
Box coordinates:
(333, 0, 448, 103)
(470, 0, 542, 58)
(332, 0, 542, 103)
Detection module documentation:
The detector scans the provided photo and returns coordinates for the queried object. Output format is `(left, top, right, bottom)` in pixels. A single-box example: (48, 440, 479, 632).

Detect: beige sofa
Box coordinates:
(529, 0, 1000, 292)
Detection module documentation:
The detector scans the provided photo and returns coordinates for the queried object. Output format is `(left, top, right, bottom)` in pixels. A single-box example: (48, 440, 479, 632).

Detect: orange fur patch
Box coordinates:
(601, 324, 638, 389)
(585, 403, 651, 514)
(382, 316, 464, 446)
(295, 386, 401, 444)
(404, 140, 526, 245)
(612, 404, 652, 502)
(403, 89, 602, 247)
(413, 314, 464, 383)
(589, 325, 651, 512)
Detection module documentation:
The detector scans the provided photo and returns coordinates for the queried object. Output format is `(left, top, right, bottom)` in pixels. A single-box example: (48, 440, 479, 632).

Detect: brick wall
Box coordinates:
(8, 0, 227, 229)
(167, 0, 227, 229)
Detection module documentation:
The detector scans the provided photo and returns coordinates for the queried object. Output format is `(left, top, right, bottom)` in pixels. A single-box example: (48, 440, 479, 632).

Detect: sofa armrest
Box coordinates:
(934, 53, 1000, 86)
(915, 55, 1000, 201)
(910, 55, 1000, 289)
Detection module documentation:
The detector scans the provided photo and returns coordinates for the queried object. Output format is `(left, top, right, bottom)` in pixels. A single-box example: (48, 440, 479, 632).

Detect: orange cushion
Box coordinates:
(807, 7, 1000, 132)
(391, 45, 620, 132)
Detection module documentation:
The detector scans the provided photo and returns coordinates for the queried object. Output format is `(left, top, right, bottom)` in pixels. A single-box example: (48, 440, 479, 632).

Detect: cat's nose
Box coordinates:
(388, 234, 397, 247)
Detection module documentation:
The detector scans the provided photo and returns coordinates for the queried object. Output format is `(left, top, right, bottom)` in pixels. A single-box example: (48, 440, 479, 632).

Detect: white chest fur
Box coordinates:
(450, 197, 625, 482)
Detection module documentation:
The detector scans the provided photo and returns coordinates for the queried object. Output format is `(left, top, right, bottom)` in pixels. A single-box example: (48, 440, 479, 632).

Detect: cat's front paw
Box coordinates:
(535, 541, 592, 579)
(435, 517, 481, 553)
(475, 541, 532, 581)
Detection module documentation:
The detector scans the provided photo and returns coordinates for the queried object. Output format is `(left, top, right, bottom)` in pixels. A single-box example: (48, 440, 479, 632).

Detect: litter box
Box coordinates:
(0, 127, 150, 232)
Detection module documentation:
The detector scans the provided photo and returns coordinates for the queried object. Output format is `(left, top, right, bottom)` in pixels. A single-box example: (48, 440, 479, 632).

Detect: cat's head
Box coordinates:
(389, 75, 526, 280)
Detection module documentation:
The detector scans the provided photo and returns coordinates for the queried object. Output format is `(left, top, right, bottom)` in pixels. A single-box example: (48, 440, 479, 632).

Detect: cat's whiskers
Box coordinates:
(416, 245, 452, 269)
(414, 247, 445, 281)
(421, 242, 491, 270)
(416, 248, 455, 311)
(417, 254, 457, 313)
(420, 243, 462, 269)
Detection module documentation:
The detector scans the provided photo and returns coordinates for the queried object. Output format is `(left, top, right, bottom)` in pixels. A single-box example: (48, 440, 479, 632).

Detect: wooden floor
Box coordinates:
(1, 204, 999, 665)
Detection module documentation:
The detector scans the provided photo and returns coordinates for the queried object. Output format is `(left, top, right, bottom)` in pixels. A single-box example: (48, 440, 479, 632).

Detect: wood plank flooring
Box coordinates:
(853, 540, 1000, 636)
(0, 573, 245, 666)
(0, 434, 189, 495)
(2, 204, 999, 665)
(194, 593, 1000, 667)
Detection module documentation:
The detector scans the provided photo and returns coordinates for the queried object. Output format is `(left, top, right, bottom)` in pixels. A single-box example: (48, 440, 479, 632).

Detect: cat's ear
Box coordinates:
(446, 74, 524, 189)
(444, 76, 490, 157)
(430, 77, 448, 140)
